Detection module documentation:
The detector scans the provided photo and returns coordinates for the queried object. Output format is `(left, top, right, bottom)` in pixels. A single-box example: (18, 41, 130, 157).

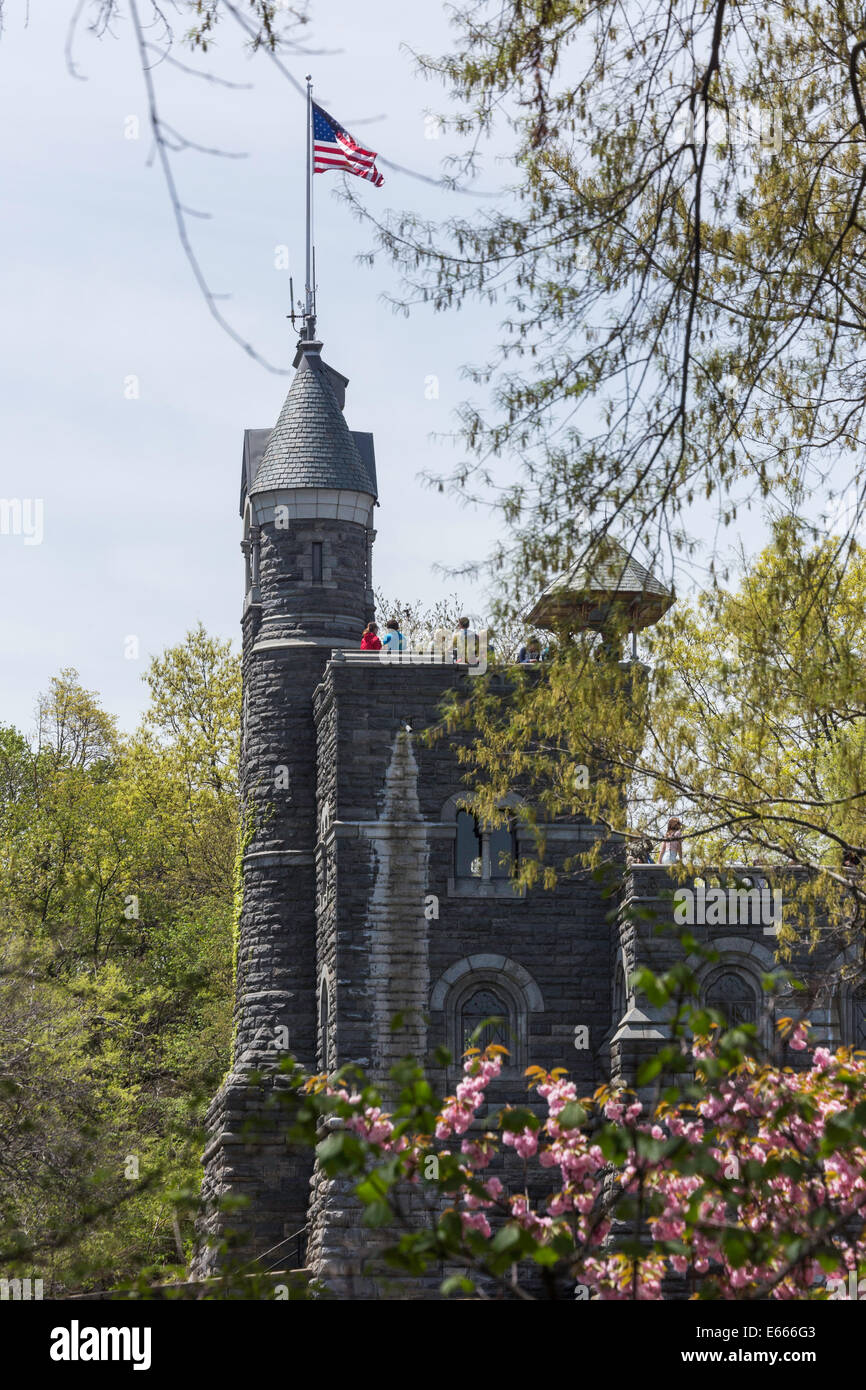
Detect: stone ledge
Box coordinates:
(244, 850, 316, 866)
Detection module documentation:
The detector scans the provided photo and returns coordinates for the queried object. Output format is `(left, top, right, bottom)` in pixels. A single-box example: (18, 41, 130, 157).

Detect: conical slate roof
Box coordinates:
(249, 344, 376, 497)
(528, 535, 674, 631)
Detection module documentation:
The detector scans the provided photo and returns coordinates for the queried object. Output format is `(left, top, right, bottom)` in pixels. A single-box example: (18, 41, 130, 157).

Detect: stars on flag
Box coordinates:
(312, 102, 384, 187)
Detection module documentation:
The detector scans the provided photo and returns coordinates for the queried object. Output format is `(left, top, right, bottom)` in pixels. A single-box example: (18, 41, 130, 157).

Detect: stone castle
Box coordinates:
(191, 332, 864, 1297)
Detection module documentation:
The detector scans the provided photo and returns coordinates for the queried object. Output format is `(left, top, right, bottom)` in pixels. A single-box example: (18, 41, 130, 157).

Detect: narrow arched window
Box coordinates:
(455, 810, 483, 877)
(461, 987, 510, 1052)
(442, 970, 533, 1073)
(848, 984, 866, 1049)
(488, 816, 516, 878)
(705, 971, 758, 1028)
(454, 808, 519, 881)
(319, 979, 331, 1070)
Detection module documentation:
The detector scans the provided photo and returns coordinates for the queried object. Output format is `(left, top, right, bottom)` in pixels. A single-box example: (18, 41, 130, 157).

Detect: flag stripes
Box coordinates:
(312, 101, 384, 187)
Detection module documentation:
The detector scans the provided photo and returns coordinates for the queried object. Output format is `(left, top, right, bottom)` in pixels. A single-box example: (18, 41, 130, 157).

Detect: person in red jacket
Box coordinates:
(360, 622, 382, 651)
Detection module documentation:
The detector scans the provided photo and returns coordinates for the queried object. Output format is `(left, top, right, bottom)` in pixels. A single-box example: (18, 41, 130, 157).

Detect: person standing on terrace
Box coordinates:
(382, 618, 405, 654)
(658, 816, 684, 865)
(452, 616, 481, 665)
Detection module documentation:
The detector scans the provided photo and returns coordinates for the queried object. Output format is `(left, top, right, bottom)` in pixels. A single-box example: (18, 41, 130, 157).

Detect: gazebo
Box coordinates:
(527, 534, 675, 656)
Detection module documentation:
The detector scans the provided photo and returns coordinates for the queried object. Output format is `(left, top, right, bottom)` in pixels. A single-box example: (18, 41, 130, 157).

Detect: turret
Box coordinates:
(240, 338, 377, 649)
(193, 337, 377, 1275)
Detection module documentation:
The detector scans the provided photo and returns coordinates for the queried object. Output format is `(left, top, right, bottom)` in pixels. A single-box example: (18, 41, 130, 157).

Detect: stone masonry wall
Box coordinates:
(192, 514, 372, 1279)
(304, 657, 619, 1295)
(611, 865, 843, 1091)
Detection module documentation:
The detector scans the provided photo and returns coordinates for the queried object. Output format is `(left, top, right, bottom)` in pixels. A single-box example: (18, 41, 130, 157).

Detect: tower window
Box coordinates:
(461, 987, 510, 1052)
(319, 978, 331, 1070)
(319, 846, 329, 897)
(455, 811, 482, 877)
(454, 810, 518, 880)
(311, 541, 323, 583)
(437, 960, 540, 1074)
(704, 971, 758, 1028)
(446, 974, 525, 1071)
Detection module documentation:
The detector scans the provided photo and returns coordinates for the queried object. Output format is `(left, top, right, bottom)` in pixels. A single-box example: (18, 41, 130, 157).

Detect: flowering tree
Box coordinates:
(293, 1011, 866, 1300)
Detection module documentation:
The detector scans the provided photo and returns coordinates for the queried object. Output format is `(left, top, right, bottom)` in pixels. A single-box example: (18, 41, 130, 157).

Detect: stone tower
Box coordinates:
(190, 331, 864, 1296)
(192, 343, 686, 1290)
(192, 337, 378, 1276)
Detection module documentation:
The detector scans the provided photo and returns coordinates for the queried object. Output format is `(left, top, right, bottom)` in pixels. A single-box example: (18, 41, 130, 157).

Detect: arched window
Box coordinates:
(847, 984, 866, 1050)
(434, 956, 543, 1075)
(241, 504, 260, 600)
(488, 818, 516, 879)
(454, 810, 518, 881)
(455, 810, 482, 877)
(705, 971, 758, 1028)
(461, 987, 510, 1052)
(319, 978, 331, 1070)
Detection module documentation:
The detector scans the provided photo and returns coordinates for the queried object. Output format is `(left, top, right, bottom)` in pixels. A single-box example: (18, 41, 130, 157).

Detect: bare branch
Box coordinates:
(128, 0, 289, 375)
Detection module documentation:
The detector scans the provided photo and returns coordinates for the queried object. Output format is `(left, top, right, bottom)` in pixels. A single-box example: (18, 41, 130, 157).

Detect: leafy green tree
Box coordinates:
(0, 631, 239, 1290)
(435, 522, 866, 955)
(359, 0, 866, 599)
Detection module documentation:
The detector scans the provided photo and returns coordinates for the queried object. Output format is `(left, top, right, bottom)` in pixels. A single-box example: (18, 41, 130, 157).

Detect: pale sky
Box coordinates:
(0, 0, 777, 736)
(0, 0, 516, 733)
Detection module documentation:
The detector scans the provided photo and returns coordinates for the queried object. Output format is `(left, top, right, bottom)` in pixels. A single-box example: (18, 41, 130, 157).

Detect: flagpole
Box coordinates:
(304, 74, 315, 341)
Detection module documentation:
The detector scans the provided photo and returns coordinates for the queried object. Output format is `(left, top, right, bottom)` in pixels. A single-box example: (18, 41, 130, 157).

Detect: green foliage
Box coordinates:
(0, 629, 239, 1291)
(248, 952, 866, 1300)
(434, 523, 866, 963)
(358, 0, 866, 610)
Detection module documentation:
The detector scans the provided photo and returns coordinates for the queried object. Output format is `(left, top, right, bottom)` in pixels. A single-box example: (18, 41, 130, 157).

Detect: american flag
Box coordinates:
(312, 102, 384, 187)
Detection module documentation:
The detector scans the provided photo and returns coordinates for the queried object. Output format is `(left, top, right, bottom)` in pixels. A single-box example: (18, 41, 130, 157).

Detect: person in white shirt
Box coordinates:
(452, 616, 481, 666)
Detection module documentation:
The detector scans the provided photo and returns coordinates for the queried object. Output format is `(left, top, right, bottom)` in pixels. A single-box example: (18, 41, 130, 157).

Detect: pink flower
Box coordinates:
(503, 1126, 538, 1159)
(548, 1192, 573, 1216)
(461, 1211, 491, 1238)
(789, 1022, 810, 1051)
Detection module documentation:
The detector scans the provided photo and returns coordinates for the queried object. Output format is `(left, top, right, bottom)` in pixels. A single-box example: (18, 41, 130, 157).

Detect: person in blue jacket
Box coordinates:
(382, 618, 405, 654)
